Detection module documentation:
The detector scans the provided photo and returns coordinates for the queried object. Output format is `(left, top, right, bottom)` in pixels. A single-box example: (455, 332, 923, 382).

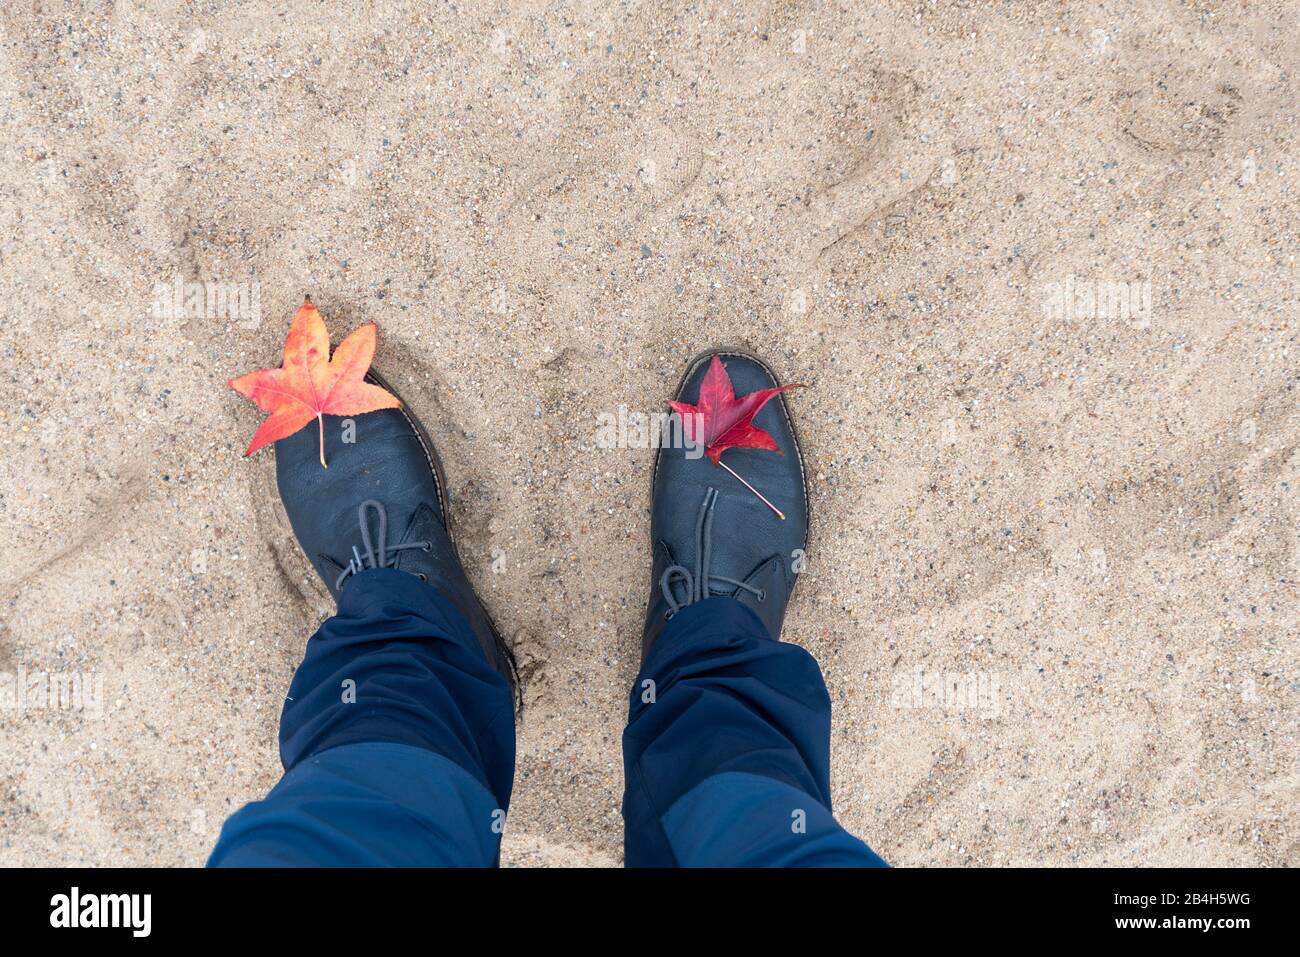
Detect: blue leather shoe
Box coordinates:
(274, 369, 516, 687)
(642, 349, 810, 656)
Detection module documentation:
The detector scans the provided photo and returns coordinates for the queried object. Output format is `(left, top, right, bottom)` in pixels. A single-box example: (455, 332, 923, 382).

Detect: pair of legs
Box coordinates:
(208, 352, 885, 867)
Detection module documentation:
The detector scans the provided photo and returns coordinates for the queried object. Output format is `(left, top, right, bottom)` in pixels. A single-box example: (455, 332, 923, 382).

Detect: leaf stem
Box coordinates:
(718, 459, 784, 520)
(317, 413, 327, 469)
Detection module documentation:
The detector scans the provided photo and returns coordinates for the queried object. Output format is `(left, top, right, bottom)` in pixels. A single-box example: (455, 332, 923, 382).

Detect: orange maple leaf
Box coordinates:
(228, 298, 400, 468)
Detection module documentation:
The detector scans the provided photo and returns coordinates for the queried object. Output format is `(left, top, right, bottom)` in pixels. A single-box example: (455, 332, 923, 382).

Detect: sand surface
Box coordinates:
(0, 1, 1296, 866)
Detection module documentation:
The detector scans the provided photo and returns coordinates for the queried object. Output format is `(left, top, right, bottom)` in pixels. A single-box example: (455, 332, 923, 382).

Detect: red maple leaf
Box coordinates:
(228, 298, 400, 467)
(668, 354, 801, 465)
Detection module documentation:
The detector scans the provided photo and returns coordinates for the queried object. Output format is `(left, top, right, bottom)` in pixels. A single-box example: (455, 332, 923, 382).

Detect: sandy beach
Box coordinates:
(0, 0, 1296, 866)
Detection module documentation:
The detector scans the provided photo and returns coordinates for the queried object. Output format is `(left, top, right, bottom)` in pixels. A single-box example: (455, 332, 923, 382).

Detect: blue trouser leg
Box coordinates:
(208, 568, 515, 867)
(622, 597, 887, 867)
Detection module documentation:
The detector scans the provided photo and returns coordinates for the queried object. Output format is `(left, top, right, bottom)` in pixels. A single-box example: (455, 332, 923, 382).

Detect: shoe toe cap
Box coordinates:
(274, 407, 446, 586)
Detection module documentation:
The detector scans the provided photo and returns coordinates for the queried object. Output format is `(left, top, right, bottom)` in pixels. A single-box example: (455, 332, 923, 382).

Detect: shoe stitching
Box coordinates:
(364, 371, 449, 543)
(393, 403, 448, 539)
(391, 396, 521, 704)
(364, 372, 519, 699)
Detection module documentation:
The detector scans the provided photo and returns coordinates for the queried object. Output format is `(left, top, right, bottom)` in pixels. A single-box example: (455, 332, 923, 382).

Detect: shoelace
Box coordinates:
(659, 487, 766, 620)
(335, 499, 433, 591)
